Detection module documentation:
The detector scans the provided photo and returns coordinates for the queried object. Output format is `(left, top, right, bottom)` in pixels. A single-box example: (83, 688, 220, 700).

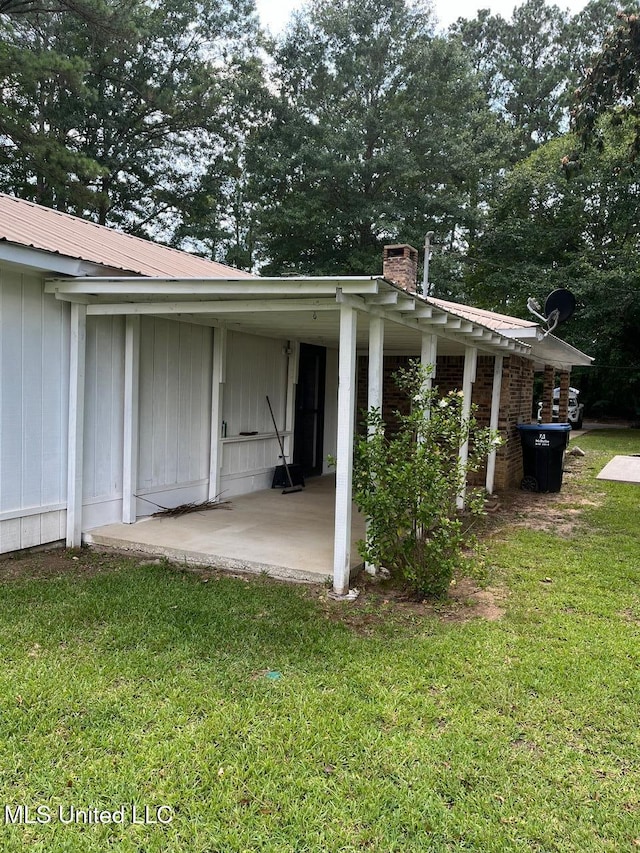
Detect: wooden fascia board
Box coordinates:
(85, 298, 339, 316)
(45, 277, 381, 297)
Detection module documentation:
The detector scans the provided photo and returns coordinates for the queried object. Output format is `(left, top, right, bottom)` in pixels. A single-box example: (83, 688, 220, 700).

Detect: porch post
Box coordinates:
(485, 354, 503, 495)
(208, 326, 227, 502)
(365, 315, 384, 575)
(457, 344, 478, 510)
(122, 315, 140, 523)
(558, 370, 570, 422)
(420, 333, 437, 420)
(541, 364, 555, 422)
(333, 302, 357, 596)
(66, 302, 87, 548)
(420, 333, 437, 387)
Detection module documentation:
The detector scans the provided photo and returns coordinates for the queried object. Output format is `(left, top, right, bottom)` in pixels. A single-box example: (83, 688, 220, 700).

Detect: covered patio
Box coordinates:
(85, 474, 365, 583)
(46, 251, 589, 596)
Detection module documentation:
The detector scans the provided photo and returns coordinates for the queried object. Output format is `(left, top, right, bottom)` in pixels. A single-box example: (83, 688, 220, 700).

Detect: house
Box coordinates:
(0, 196, 592, 596)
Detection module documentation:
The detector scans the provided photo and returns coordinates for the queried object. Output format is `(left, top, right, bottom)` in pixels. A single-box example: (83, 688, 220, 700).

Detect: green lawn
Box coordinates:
(0, 430, 638, 852)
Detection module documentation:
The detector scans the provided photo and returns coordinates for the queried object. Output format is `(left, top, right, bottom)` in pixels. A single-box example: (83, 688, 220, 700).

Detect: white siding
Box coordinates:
(83, 316, 125, 502)
(137, 318, 212, 500)
(220, 332, 288, 496)
(0, 266, 69, 552)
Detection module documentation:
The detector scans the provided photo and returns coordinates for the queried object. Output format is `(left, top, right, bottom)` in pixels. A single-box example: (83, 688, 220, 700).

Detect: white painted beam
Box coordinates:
(420, 332, 438, 386)
(365, 292, 399, 305)
(333, 303, 358, 595)
(456, 345, 478, 511)
(365, 315, 385, 576)
(85, 298, 339, 316)
(485, 355, 504, 495)
(122, 315, 141, 523)
(404, 305, 433, 319)
(66, 303, 87, 547)
(208, 326, 227, 502)
(46, 278, 381, 297)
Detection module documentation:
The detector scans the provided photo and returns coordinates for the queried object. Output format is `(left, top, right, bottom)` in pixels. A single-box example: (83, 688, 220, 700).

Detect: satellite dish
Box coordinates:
(544, 289, 576, 324)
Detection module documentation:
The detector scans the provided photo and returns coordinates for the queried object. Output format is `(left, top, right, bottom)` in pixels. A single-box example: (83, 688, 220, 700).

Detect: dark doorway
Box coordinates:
(293, 344, 326, 477)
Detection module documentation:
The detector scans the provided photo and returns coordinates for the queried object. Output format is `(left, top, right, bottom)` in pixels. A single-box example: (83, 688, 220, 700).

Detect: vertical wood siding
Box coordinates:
(0, 268, 69, 551)
(137, 318, 212, 492)
(223, 331, 287, 436)
(220, 332, 288, 494)
(83, 316, 125, 502)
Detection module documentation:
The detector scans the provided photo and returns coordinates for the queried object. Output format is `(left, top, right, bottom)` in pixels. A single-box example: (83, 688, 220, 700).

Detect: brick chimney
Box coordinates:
(383, 244, 418, 293)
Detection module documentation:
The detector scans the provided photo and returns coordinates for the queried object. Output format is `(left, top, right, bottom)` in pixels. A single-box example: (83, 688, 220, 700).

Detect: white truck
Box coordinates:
(537, 387, 584, 429)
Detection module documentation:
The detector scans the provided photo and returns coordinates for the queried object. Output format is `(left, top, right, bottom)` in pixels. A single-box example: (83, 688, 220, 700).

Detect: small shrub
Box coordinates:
(353, 362, 501, 598)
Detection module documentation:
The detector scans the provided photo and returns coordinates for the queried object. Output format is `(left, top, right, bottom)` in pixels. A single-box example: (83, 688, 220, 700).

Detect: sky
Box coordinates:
(255, 0, 590, 33)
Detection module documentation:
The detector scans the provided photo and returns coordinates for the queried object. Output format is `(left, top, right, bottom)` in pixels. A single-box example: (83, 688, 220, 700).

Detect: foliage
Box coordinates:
(249, 0, 505, 277)
(352, 362, 501, 598)
(452, 0, 572, 158)
(573, 8, 640, 160)
(0, 0, 265, 250)
(465, 130, 640, 415)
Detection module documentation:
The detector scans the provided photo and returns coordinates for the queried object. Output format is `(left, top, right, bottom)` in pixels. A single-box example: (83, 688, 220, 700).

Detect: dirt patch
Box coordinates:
(312, 574, 507, 635)
(0, 547, 144, 582)
(477, 454, 605, 540)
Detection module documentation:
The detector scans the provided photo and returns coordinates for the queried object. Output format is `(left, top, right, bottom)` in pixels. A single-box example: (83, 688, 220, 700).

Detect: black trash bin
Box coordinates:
(516, 423, 571, 493)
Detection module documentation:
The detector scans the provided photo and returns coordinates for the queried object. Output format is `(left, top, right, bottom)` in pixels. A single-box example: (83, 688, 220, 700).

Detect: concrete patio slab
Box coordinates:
(596, 455, 640, 484)
(84, 475, 365, 583)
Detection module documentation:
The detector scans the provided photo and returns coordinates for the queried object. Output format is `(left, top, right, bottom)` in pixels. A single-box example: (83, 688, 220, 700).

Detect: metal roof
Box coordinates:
(428, 297, 537, 331)
(0, 193, 592, 368)
(0, 192, 253, 279)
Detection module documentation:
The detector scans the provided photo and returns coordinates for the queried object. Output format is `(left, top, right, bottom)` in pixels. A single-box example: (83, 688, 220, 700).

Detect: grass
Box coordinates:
(0, 430, 638, 852)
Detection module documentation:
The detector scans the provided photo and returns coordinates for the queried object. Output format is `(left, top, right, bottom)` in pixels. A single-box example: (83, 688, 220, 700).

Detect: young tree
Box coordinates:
(353, 362, 500, 598)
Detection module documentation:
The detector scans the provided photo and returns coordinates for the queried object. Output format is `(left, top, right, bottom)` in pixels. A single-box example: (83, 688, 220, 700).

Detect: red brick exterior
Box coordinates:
(382, 245, 419, 292)
(356, 352, 534, 491)
(557, 370, 570, 422)
(494, 355, 535, 490)
(541, 364, 555, 422)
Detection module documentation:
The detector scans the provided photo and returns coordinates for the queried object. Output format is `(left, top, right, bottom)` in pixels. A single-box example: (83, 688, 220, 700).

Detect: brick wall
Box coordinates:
(356, 352, 534, 491)
(494, 355, 535, 490)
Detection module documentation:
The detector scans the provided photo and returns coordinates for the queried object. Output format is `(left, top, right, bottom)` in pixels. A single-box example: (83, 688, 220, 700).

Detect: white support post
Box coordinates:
(208, 326, 227, 502)
(457, 345, 478, 511)
(420, 333, 437, 386)
(485, 354, 504, 495)
(284, 340, 300, 461)
(365, 315, 384, 575)
(66, 303, 87, 547)
(367, 316, 384, 430)
(333, 303, 358, 596)
(420, 333, 438, 424)
(122, 315, 140, 523)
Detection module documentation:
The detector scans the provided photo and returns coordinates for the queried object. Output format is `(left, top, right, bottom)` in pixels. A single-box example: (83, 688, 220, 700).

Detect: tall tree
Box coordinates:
(250, 0, 506, 278)
(453, 0, 572, 158)
(573, 7, 640, 159)
(466, 130, 640, 414)
(0, 0, 263, 239)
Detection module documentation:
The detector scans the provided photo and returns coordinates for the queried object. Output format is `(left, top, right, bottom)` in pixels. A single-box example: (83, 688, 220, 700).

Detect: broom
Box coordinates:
(266, 395, 304, 494)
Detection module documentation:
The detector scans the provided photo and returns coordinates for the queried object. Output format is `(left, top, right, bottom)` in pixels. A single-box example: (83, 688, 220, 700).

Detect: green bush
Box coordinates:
(353, 362, 501, 598)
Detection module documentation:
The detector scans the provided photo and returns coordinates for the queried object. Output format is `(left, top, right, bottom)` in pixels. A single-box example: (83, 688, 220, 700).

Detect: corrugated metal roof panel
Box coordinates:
(0, 192, 255, 279)
(428, 296, 536, 330)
